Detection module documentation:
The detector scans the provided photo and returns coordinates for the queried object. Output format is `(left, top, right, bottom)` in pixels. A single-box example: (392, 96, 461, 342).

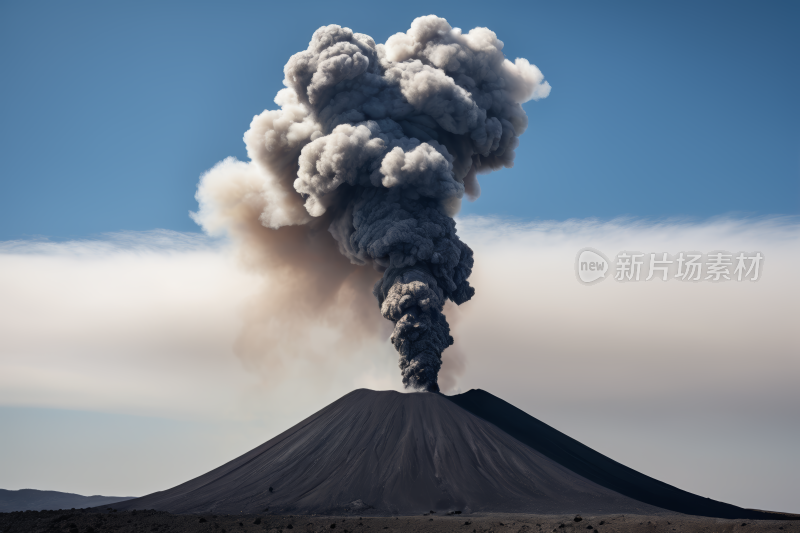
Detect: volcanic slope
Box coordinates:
(110, 390, 778, 518)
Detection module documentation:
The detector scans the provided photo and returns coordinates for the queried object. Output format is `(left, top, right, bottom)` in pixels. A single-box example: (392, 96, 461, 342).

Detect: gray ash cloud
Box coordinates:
(193, 15, 549, 391)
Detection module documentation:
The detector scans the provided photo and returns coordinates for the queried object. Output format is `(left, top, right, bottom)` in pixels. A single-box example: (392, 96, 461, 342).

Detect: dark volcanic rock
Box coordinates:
(110, 390, 659, 515)
(448, 389, 782, 519)
(107, 389, 789, 519)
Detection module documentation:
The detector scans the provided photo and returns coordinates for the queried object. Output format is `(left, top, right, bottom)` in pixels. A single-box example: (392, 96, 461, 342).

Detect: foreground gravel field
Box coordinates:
(2, 509, 798, 533)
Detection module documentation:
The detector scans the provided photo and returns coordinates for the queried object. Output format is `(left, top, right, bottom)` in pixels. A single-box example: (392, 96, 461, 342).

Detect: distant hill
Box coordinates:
(0, 489, 134, 512)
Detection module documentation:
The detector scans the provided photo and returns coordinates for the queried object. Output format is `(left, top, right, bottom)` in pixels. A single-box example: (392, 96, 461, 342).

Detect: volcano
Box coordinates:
(111, 389, 780, 519)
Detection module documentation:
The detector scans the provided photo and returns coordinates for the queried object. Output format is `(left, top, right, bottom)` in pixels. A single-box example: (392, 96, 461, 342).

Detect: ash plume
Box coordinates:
(192, 15, 550, 391)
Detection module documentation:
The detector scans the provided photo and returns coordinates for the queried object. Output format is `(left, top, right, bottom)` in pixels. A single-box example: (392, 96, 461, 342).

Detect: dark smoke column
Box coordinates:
(194, 16, 550, 391)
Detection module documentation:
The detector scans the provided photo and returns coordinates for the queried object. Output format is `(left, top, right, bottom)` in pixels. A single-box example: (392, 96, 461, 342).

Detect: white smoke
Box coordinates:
(191, 15, 550, 390)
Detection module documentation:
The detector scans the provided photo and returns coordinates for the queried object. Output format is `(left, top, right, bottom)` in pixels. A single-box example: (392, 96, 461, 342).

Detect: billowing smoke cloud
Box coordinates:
(192, 15, 550, 391)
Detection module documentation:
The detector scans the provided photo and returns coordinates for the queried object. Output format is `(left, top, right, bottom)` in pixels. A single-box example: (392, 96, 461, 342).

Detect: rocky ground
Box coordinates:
(1, 509, 797, 533)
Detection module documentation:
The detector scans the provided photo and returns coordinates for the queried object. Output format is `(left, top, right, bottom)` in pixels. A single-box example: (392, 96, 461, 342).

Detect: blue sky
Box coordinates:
(1, 1, 799, 513)
(0, 0, 797, 241)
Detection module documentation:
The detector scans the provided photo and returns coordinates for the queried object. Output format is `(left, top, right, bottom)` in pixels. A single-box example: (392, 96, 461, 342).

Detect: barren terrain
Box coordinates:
(2, 509, 798, 533)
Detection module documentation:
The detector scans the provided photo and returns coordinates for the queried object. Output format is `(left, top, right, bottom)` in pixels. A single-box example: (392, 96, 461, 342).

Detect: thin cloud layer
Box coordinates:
(0, 231, 400, 423)
(0, 217, 797, 511)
